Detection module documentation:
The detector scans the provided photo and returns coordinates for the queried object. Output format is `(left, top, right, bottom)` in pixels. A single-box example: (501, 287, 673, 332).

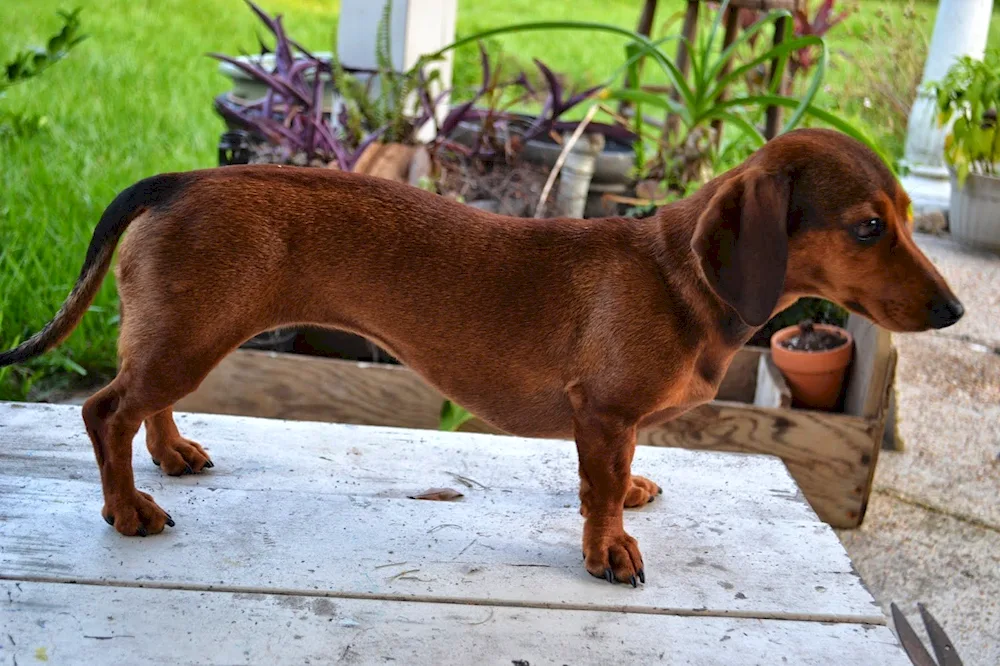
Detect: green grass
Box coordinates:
(2, 0, 999, 400)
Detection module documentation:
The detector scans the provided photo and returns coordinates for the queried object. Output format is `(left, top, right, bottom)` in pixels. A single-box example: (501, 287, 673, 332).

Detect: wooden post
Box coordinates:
(636, 0, 659, 37)
(711, 6, 742, 150)
(617, 0, 660, 116)
(764, 14, 788, 140)
(674, 0, 700, 82)
(662, 0, 700, 144)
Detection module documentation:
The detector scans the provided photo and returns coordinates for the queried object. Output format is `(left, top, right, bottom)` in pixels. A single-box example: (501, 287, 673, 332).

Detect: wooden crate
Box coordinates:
(177, 314, 896, 529)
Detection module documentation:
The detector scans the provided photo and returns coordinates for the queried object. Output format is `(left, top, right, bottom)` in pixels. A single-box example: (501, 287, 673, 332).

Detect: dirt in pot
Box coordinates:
(435, 151, 561, 218)
(779, 320, 848, 352)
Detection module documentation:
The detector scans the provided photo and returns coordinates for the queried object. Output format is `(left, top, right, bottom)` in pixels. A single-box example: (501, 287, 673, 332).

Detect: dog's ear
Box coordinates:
(691, 167, 790, 327)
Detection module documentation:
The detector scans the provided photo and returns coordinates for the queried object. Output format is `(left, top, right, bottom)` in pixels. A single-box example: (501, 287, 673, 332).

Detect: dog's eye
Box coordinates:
(853, 218, 885, 242)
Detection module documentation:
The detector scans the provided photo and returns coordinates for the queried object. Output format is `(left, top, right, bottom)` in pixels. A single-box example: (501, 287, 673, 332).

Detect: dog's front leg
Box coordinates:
(570, 391, 644, 586)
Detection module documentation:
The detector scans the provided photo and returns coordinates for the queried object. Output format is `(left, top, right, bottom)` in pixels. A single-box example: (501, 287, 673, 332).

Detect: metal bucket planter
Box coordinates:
(216, 52, 336, 110)
(948, 167, 1000, 251)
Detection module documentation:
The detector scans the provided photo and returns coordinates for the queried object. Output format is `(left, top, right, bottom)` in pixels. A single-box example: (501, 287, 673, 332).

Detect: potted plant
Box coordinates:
(927, 49, 1000, 251)
(747, 296, 847, 348)
(770, 318, 854, 412)
(209, 2, 620, 359)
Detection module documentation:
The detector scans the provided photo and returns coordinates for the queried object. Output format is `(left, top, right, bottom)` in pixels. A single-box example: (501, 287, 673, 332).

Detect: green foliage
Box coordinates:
(332, 0, 439, 146)
(927, 49, 1000, 186)
(439, 400, 475, 432)
(408, 3, 883, 195)
(605, 0, 886, 191)
(0, 110, 49, 139)
(1, 8, 86, 94)
(1, 7, 86, 136)
(823, 0, 928, 167)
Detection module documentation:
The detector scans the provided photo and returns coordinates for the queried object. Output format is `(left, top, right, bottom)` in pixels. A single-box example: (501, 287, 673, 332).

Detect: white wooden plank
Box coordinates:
(0, 403, 824, 519)
(1, 581, 909, 666)
(0, 403, 884, 622)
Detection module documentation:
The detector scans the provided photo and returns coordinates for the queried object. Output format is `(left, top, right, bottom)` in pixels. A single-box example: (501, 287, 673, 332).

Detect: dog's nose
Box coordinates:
(929, 297, 965, 329)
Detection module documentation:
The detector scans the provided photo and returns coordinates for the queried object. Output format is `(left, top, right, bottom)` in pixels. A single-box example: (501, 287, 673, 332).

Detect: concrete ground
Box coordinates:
(835, 233, 1000, 666)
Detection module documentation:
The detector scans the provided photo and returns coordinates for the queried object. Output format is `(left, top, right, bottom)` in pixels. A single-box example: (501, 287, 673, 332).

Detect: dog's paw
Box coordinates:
(151, 437, 214, 476)
(102, 490, 174, 537)
(624, 475, 662, 508)
(584, 530, 645, 587)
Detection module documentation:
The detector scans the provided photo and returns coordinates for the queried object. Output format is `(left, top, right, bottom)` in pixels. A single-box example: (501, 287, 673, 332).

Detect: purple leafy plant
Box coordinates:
(209, 0, 621, 170)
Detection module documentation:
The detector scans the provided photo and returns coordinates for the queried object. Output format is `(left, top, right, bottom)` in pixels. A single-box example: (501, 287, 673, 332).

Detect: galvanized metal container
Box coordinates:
(948, 168, 1000, 251)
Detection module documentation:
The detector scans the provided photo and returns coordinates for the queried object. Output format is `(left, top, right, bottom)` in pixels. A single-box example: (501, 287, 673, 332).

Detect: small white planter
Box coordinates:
(948, 168, 1000, 251)
(948, 167, 1000, 251)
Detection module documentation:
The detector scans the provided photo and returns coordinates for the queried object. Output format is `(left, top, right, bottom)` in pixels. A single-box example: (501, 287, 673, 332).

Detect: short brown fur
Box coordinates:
(0, 128, 963, 585)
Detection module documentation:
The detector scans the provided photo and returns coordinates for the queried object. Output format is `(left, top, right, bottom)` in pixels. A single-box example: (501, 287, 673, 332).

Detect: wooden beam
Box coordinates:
(177, 344, 884, 528)
(765, 14, 788, 139)
(711, 6, 743, 150)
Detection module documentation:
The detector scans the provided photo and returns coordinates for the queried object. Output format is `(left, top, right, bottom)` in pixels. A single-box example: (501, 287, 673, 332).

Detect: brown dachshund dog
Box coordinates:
(0, 128, 964, 586)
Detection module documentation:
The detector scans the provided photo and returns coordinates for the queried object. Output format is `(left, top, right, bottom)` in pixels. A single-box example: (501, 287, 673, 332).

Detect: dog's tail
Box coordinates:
(0, 173, 189, 367)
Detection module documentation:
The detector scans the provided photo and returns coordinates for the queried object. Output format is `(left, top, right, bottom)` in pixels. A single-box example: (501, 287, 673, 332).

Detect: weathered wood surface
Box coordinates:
(176, 346, 767, 430)
(175, 349, 878, 527)
(177, 351, 460, 433)
(753, 352, 792, 409)
(636, 400, 878, 528)
(2, 581, 910, 666)
(844, 314, 895, 420)
(0, 403, 908, 664)
(0, 402, 881, 620)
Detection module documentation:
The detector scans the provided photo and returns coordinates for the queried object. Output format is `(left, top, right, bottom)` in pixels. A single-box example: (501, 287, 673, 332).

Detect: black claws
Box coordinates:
(657, 487, 663, 495)
(647, 495, 655, 503)
(104, 514, 115, 526)
(155, 458, 213, 472)
(136, 525, 148, 537)
(589, 564, 645, 586)
(165, 513, 175, 528)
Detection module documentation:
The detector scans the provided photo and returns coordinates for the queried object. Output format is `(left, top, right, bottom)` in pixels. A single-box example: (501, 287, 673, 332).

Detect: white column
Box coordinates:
(336, 0, 458, 142)
(901, 0, 993, 213)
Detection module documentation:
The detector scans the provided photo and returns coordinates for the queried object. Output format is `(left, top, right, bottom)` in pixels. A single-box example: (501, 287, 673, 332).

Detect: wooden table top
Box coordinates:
(0, 402, 909, 665)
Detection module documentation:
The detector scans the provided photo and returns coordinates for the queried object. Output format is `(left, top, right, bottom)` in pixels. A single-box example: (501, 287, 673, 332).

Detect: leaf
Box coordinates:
(439, 399, 474, 431)
(407, 487, 464, 501)
(604, 88, 684, 114)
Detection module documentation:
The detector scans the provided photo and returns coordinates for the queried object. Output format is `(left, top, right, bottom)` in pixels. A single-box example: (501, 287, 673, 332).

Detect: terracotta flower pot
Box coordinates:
(770, 322, 854, 412)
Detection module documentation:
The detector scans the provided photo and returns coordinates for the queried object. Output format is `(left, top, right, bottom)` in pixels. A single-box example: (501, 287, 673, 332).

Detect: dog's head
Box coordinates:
(691, 128, 964, 332)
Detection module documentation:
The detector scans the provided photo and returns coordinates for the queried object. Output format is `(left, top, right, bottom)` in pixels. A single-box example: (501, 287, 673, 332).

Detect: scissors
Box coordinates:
(891, 602, 963, 666)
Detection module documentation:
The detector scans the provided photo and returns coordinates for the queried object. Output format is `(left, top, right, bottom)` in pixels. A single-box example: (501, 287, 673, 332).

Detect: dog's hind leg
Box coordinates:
(624, 475, 662, 508)
(83, 376, 174, 537)
(82, 315, 249, 536)
(145, 407, 214, 476)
